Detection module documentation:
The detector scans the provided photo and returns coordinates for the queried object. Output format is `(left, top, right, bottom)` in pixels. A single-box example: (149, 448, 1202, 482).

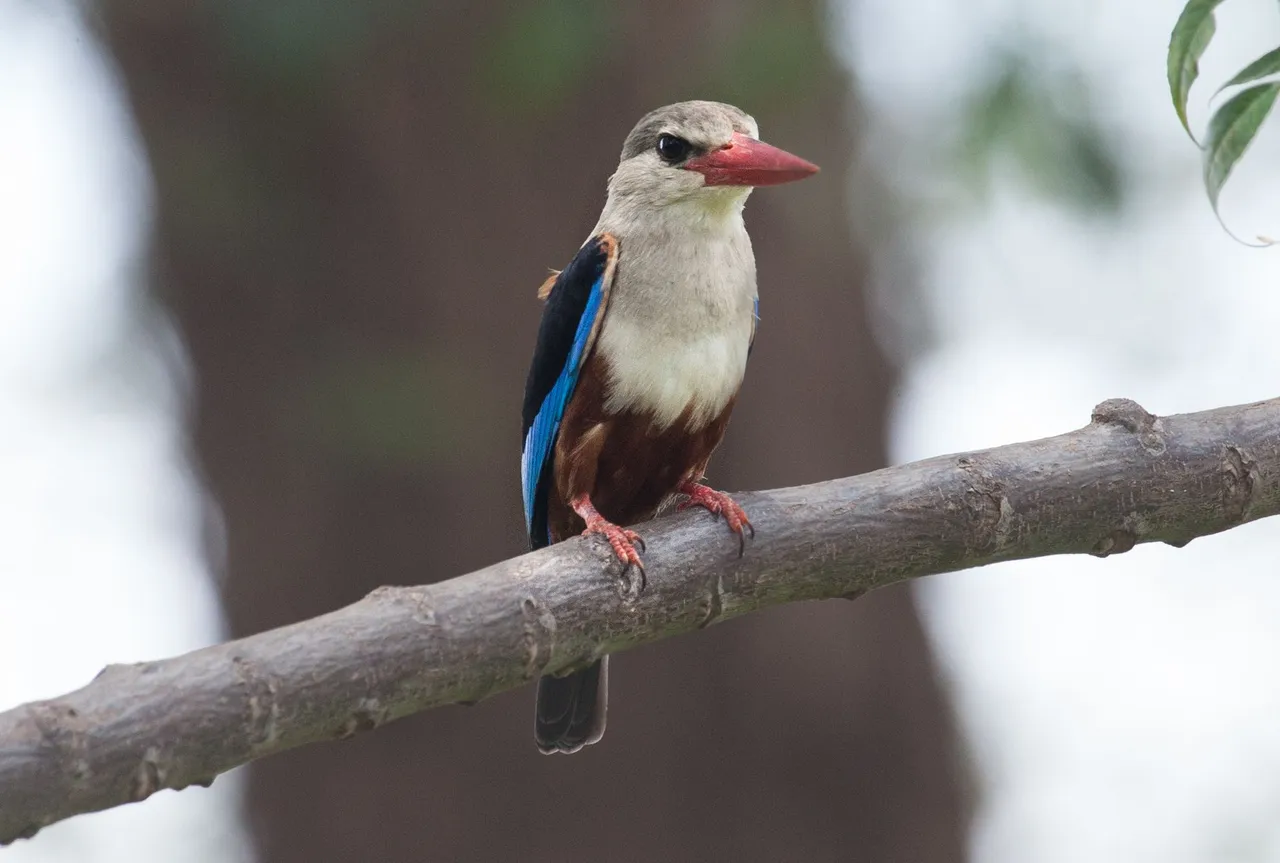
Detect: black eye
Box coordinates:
(655, 133, 691, 163)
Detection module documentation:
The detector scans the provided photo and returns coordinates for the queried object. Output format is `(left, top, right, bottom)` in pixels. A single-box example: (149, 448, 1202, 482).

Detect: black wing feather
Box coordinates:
(520, 235, 614, 549)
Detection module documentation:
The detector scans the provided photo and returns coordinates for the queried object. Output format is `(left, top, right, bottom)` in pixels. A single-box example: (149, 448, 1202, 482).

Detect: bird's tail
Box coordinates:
(534, 657, 608, 754)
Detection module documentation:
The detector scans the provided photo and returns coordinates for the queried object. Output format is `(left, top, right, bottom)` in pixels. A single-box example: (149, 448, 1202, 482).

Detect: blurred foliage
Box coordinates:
(480, 0, 614, 116)
(292, 351, 503, 468)
(954, 48, 1125, 214)
(705, 3, 826, 110)
(212, 0, 414, 86)
(161, 127, 276, 259)
(1167, 0, 1279, 243)
(478, 1, 827, 117)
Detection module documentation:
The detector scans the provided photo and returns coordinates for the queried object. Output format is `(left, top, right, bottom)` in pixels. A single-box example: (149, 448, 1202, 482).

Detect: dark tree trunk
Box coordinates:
(97, 2, 968, 860)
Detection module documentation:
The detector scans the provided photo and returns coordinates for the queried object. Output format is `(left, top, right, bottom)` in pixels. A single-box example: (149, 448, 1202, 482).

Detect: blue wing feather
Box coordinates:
(520, 235, 617, 548)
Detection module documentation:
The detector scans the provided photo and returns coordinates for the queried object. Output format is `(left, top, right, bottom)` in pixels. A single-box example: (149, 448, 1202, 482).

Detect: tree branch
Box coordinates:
(3, 397, 1278, 843)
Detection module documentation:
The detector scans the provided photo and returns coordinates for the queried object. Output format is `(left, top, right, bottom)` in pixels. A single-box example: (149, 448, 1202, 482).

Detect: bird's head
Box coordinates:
(606, 101, 819, 220)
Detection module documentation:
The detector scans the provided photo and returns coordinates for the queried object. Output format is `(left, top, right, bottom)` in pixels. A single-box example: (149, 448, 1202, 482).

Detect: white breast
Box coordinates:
(597, 314, 751, 430)
(593, 214, 757, 432)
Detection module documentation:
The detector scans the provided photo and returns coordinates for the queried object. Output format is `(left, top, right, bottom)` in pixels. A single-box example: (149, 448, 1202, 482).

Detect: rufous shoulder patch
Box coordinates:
(536, 270, 560, 301)
(536, 233, 618, 301)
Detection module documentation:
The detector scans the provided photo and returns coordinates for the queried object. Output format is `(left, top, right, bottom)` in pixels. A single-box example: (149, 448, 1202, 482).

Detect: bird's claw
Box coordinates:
(569, 493, 647, 594)
(582, 518, 647, 593)
(679, 484, 754, 556)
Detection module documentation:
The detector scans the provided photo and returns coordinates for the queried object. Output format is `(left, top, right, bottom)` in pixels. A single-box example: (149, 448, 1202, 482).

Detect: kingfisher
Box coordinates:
(521, 101, 819, 754)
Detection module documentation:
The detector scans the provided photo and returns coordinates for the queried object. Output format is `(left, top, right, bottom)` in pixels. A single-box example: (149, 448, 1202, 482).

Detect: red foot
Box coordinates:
(570, 494, 646, 588)
(678, 482, 755, 556)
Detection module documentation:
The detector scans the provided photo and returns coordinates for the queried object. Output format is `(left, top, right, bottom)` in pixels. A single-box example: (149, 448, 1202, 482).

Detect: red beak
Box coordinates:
(683, 132, 819, 187)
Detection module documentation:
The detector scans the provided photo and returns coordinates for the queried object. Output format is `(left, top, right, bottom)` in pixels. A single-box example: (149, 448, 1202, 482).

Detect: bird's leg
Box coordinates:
(677, 480, 755, 556)
(570, 493, 646, 588)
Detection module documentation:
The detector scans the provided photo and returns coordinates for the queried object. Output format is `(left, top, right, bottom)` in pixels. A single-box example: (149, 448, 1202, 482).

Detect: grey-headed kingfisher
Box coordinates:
(521, 101, 819, 754)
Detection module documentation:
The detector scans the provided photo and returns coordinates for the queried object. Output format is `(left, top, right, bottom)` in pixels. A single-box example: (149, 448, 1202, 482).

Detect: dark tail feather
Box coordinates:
(534, 657, 608, 754)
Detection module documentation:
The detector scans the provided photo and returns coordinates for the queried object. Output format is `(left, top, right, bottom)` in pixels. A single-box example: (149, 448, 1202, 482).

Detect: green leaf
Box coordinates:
(1203, 82, 1278, 206)
(1214, 46, 1280, 96)
(1167, 0, 1227, 143)
(1202, 82, 1279, 242)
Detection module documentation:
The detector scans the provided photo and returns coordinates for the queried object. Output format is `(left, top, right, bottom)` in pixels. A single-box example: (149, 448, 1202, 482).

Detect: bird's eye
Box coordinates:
(655, 134, 691, 163)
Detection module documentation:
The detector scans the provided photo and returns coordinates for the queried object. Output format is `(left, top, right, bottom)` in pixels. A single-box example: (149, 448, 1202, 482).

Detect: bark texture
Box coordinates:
(2, 396, 1277, 845)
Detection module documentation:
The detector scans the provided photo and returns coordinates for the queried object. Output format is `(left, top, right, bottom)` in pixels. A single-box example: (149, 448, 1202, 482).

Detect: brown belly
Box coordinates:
(547, 356, 736, 542)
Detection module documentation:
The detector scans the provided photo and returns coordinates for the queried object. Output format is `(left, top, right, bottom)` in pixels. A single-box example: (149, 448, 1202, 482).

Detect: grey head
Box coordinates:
(620, 100, 760, 161)
(603, 100, 818, 218)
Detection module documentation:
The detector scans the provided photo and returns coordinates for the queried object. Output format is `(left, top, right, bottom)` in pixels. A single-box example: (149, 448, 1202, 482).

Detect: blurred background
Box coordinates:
(2, 0, 1279, 861)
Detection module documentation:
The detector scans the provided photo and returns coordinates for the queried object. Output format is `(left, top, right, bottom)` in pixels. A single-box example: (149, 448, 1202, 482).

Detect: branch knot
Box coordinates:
(1091, 398, 1154, 432)
(520, 596, 556, 678)
(1091, 399, 1165, 455)
(956, 457, 1013, 551)
(1223, 445, 1258, 524)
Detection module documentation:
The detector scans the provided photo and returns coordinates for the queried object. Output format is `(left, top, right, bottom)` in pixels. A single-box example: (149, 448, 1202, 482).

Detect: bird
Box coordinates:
(520, 100, 819, 754)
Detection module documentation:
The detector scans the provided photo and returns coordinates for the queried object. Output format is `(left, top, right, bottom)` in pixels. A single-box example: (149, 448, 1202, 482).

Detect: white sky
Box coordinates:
(3, 0, 1279, 860)
(0, 3, 249, 862)
(843, 0, 1280, 859)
